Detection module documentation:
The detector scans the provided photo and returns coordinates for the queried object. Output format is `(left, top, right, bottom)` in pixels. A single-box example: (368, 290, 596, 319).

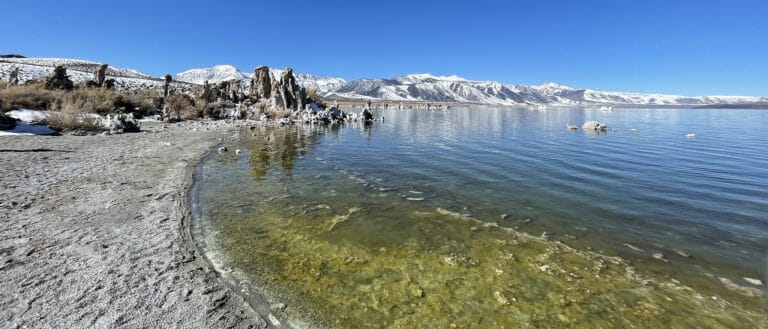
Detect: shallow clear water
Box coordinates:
(194, 107, 768, 328)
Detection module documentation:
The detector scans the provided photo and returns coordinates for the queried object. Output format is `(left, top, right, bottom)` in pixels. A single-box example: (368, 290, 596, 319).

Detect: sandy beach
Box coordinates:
(0, 122, 267, 328)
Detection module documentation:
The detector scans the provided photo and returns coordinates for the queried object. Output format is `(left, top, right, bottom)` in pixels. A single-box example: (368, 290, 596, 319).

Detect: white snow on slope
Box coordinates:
(174, 65, 347, 94)
(329, 75, 767, 106)
(0, 58, 195, 92)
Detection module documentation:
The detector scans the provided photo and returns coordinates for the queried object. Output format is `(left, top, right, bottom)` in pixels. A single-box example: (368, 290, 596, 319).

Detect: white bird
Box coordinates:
(236, 149, 242, 155)
(686, 133, 696, 138)
(218, 146, 227, 153)
(629, 128, 638, 132)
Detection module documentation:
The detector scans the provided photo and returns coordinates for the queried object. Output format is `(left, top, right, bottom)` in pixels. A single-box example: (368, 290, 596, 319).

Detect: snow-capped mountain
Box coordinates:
(1, 57, 764, 107)
(174, 65, 248, 85)
(174, 65, 347, 94)
(329, 74, 767, 106)
(532, 82, 765, 106)
(330, 74, 556, 105)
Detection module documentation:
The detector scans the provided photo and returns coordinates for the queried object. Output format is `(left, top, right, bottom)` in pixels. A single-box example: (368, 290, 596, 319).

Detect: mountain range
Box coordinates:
(1, 57, 765, 107)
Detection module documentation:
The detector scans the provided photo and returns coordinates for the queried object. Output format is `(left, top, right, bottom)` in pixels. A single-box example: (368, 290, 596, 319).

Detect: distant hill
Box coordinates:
(2, 57, 765, 108)
(0, 57, 194, 92)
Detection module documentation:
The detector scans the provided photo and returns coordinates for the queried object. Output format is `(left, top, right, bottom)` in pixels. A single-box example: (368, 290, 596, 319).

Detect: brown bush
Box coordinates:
(46, 112, 103, 132)
(55, 88, 124, 115)
(166, 93, 195, 119)
(0, 83, 57, 110)
(123, 90, 161, 116)
(266, 109, 292, 119)
(305, 88, 327, 109)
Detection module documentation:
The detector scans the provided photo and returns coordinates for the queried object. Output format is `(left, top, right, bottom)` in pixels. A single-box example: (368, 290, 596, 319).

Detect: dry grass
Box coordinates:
(267, 109, 293, 119)
(46, 112, 103, 132)
(0, 83, 57, 110)
(166, 93, 196, 120)
(56, 88, 124, 115)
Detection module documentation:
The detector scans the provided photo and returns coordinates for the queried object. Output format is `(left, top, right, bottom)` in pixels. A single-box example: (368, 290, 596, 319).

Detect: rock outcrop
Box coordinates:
(8, 67, 19, 86)
(249, 66, 273, 100)
(94, 64, 108, 87)
(102, 113, 140, 133)
(201, 79, 243, 104)
(248, 66, 308, 112)
(163, 74, 172, 98)
(44, 66, 74, 90)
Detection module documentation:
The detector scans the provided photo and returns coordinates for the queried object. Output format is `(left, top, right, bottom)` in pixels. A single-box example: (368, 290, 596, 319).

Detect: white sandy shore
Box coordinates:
(0, 121, 268, 328)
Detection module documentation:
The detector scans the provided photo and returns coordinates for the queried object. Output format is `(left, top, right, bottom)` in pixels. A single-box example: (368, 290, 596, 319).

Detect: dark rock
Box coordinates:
(0, 111, 16, 130)
(249, 66, 273, 100)
(44, 66, 74, 90)
(8, 67, 19, 86)
(83, 80, 100, 88)
(94, 64, 108, 87)
(163, 74, 172, 98)
(201, 79, 242, 104)
(103, 79, 116, 90)
(202, 80, 212, 103)
(361, 100, 373, 121)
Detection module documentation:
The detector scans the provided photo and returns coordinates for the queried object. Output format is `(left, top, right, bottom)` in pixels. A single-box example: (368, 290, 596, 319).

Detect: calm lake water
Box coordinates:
(193, 107, 768, 328)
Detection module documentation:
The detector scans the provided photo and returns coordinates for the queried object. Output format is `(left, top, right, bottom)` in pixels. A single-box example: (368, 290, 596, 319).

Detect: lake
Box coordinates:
(193, 107, 768, 328)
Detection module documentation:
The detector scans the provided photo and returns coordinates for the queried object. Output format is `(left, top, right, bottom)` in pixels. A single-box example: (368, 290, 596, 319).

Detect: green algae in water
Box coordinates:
(200, 125, 767, 328)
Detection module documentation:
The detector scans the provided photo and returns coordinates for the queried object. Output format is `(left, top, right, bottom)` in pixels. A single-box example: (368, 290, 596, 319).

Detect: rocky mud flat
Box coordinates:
(0, 121, 269, 328)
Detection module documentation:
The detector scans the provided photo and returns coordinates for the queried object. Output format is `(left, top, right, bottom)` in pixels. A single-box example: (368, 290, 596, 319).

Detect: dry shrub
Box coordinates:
(267, 109, 292, 119)
(56, 88, 122, 115)
(47, 112, 103, 132)
(305, 88, 327, 109)
(0, 83, 56, 110)
(123, 90, 161, 115)
(166, 93, 196, 119)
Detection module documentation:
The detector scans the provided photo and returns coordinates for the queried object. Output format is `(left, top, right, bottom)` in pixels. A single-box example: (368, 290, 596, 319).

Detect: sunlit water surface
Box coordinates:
(193, 107, 768, 328)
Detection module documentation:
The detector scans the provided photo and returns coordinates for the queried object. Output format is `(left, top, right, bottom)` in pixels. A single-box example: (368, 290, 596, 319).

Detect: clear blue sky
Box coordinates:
(2, 0, 766, 96)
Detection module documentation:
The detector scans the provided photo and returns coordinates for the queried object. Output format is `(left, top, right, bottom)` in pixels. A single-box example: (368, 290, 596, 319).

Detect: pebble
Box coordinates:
(675, 250, 691, 258)
(268, 313, 281, 326)
(494, 291, 511, 305)
(410, 286, 424, 298)
(743, 277, 764, 286)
